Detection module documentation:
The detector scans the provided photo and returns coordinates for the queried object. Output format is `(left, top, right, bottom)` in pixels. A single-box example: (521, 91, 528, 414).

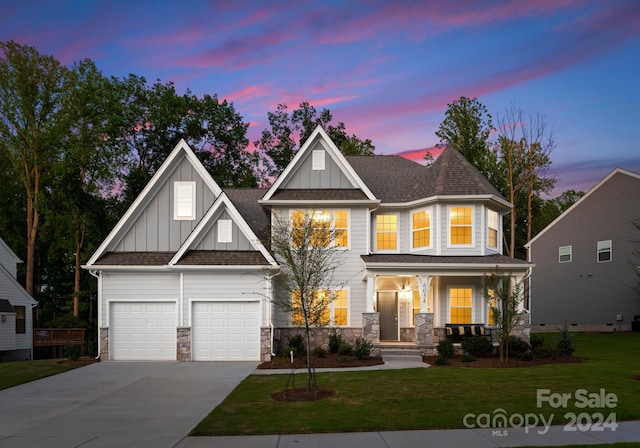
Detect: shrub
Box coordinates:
(328, 330, 343, 354)
(555, 325, 576, 357)
(506, 336, 530, 358)
(461, 353, 476, 362)
(461, 335, 494, 357)
(353, 338, 373, 360)
(288, 334, 305, 354)
(534, 340, 560, 358)
(281, 345, 295, 359)
(337, 342, 353, 356)
(530, 334, 545, 353)
(520, 351, 534, 361)
(435, 338, 454, 365)
(313, 346, 326, 358)
(64, 344, 81, 361)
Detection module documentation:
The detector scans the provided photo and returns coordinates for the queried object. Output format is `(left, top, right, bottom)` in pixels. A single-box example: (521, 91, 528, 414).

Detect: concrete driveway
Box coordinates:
(0, 361, 257, 448)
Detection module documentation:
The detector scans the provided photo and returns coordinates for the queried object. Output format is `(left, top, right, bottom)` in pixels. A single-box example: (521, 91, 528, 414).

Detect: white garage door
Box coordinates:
(110, 302, 176, 360)
(192, 301, 260, 361)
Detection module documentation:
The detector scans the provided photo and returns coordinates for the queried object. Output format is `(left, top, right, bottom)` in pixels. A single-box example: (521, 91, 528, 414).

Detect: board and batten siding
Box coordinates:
(183, 271, 268, 326)
(530, 171, 640, 326)
(281, 141, 355, 189)
(195, 210, 255, 251)
(115, 155, 217, 252)
(100, 272, 180, 327)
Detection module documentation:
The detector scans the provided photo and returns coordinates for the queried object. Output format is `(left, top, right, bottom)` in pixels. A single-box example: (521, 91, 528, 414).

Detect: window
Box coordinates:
(449, 287, 472, 324)
(292, 210, 348, 247)
(376, 214, 398, 250)
(174, 181, 196, 220)
(450, 207, 472, 245)
(291, 289, 348, 326)
(312, 149, 325, 170)
(412, 290, 421, 325)
(597, 240, 612, 262)
(15, 305, 25, 334)
(412, 210, 431, 249)
(218, 219, 232, 243)
(559, 246, 572, 263)
(487, 209, 499, 249)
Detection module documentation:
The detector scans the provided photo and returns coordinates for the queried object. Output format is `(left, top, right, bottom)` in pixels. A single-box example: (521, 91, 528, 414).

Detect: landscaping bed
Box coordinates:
(423, 354, 583, 368)
(257, 352, 384, 369)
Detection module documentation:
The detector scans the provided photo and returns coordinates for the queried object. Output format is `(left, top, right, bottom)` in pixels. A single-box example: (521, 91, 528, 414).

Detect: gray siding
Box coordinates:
(530, 172, 640, 326)
(115, 155, 217, 252)
(282, 141, 354, 189)
(195, 210, 255, 251)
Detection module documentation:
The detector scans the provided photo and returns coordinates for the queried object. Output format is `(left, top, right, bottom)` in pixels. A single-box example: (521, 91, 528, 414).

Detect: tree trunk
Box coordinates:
(73, 221, 85, 317)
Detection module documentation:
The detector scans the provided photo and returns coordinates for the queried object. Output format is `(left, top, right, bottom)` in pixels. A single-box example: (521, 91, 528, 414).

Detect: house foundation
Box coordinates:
(99, 327, 109, 361)
(176, 327, 191, 361)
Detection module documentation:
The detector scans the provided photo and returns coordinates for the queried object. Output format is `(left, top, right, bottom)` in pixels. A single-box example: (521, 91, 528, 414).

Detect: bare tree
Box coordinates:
(495, 103, 557, 256)
(270, 210, 347, 393)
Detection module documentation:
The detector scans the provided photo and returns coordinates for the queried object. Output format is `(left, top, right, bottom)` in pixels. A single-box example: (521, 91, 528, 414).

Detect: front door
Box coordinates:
(378, 292, 398, 341)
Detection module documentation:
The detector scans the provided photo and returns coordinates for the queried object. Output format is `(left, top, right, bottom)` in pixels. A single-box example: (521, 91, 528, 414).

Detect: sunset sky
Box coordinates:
(1, 0, 639, 196)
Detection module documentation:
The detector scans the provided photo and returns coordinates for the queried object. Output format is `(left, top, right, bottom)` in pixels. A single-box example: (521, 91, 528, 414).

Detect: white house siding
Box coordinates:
(281, 140, 355, 189)
(0, 240, 19, 278)
(114, 156, 217, 252)
(101, 272, 180, 327)
(0, 314, 16, 351)
(0, 267, 35, 354)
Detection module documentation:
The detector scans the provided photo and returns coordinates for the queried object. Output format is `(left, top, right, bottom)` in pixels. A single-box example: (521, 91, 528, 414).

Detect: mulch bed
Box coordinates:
(423, 355, 583, 368)
(58, 356, 100, 367)
(257, 353, 384, 369)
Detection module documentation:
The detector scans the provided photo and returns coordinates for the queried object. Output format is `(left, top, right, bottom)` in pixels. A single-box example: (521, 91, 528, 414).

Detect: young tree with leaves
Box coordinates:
(270, 210, 346, 393)
(483, 269, 527, 362)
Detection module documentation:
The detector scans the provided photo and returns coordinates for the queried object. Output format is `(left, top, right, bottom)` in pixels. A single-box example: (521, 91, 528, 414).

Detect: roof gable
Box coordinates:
(86, 140, 222, 266)
(169, 193, 276, 266)
(261, 126, 377, 202)
(527, 168, 640, 247)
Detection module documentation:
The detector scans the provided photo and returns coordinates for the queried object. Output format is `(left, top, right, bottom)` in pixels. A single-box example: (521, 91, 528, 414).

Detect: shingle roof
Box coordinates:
(0, 299, 15, 313)
(269, 189, 369, 201)
(346, 146, 505, 203)
(95, 252, 174, 265)
(176, 250, 269, 265)
(224, 188, 270, 240)
(361, 253, 531, 266)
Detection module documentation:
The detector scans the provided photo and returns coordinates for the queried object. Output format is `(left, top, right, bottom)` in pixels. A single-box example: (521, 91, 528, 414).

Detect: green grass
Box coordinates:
(191, 332, 640, 436)
(0, 358, 82, 390)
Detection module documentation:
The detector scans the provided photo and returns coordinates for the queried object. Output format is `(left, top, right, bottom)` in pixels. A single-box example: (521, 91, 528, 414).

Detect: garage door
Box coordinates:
(192, 301, 260, 361)
(110, 302, 176, 360)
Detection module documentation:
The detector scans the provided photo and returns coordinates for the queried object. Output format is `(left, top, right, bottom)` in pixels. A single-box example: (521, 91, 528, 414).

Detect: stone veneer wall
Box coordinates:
(99, 327, 109, 361)
(400, 328, 415, 342)
(415, 313, 435, 355)
(176, 327, 191, 361)
(260, 327, 272, 362)
(362, 313, 380, 345)
(511, 315, 531, 343)
(275, 327, 364, 354)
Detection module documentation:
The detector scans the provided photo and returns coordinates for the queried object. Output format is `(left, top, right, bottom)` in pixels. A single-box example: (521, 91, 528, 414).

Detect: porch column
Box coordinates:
(417, 275, 431, 312)
(366, 275, 376, 312)
(513, 273, 526, 312)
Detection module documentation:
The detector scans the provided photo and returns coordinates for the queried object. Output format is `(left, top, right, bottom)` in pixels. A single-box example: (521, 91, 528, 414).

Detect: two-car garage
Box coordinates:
(109, 300, 261, 361)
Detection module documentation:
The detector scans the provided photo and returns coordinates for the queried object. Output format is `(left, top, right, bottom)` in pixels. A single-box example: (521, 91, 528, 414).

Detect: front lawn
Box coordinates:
(0, 358, 91, 390)
(191, 332, 640, 436)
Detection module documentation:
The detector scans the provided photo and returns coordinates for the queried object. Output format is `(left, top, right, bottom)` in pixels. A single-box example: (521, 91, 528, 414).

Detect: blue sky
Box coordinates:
(1, 0, 639, 195)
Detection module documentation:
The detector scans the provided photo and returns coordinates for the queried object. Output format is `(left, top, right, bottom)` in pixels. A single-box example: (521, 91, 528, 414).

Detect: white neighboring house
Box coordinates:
(0, 237, 37, 360)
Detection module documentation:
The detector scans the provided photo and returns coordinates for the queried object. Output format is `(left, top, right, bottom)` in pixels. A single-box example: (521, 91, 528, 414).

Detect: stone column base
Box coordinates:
(99, 327, 109, 361)
(177, 327, 191, 361)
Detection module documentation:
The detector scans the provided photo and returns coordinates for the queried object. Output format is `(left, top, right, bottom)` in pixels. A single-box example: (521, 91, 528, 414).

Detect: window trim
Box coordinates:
(559, 245, 572, 263)
(448, 205, 474, 247)
(375, 213, 399, 252)
(411, 208, 432, 251)
(448, 286, 473, 324)
(291, 209, 350, 249)
(597, 240, 612, 263)
(174, 181, 196, 220)
(487, 209, 499, 250)
(15, 305, 26, 334)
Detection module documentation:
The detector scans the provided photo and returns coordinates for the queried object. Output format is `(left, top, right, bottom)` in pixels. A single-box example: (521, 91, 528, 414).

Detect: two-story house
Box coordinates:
(84, 127, 531, 361)
(0, 236, 37, 360)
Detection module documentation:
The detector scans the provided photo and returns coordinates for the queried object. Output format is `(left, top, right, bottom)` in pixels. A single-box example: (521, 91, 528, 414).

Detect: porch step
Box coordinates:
(378, 347, 423, 363)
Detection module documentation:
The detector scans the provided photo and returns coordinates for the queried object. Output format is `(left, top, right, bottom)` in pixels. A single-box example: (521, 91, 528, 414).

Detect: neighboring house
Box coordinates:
(526, 168, 640, 332)
(84, 127, 531, 361)
(0, 237, 37, 360)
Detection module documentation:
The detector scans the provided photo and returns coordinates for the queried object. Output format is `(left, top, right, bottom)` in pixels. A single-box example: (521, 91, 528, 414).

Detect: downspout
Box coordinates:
(266, 270, 280, 358)
(89, 270, 101, 360)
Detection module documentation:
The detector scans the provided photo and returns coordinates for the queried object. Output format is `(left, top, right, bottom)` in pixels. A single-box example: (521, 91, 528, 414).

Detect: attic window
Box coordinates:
(559, 246, 572, 263)
(174, 182, 196, 220)
(218, 219, 233, 243)
(597, 240, 612, 262)
(312, 149, 325, 170)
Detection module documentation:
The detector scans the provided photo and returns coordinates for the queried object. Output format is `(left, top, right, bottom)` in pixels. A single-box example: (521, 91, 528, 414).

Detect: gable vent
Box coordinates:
(312, 149, 326, 171)
(218, 219, 233, 243)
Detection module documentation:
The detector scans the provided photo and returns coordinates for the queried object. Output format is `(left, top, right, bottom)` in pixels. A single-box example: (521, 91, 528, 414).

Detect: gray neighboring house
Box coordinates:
(526, 168, 640, 332)
(0, 237, 37, 360)
(85, 127, 532, 361)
